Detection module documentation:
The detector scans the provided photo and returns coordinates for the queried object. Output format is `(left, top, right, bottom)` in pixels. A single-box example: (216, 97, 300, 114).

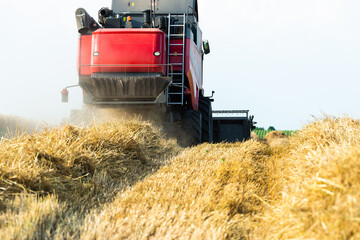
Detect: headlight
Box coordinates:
(93, 52, 100, 56)
(154, 51, 161, 56)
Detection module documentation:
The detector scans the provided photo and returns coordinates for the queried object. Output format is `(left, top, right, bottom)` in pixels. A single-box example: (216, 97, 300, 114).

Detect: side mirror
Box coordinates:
(61, 88, 69, 103)
(203, 40, 210, 55)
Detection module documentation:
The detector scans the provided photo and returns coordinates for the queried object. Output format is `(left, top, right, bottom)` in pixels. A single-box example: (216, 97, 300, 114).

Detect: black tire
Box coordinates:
(183, 110, 202, 145)
(199, 96, 213, 143)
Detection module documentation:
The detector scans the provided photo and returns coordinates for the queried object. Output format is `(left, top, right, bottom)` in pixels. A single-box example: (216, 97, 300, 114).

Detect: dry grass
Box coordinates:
(264, 130, 289, 148)
(0, 118, 180, 239)
(0, 194, 63, 240)
(81, 140, 278, 239)
(0, 115, 359, 239)
(254, 116, 360, 239)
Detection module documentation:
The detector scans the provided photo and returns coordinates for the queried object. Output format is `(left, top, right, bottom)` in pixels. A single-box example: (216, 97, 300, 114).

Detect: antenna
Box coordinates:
(153, 0, 156, 21)
(151, 0, 156, 27)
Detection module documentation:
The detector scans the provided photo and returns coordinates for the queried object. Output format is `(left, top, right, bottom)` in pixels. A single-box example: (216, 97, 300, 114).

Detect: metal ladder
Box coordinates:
(166, 13, 186, 105)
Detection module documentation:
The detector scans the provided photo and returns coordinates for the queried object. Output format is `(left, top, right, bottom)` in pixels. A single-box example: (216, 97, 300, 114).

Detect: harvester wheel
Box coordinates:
(183, 110, 202, 145)
(199, 96, 213, 143)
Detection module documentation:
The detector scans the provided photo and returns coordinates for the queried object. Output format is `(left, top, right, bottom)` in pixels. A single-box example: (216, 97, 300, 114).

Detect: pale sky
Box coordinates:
(0, 0, 359, 130)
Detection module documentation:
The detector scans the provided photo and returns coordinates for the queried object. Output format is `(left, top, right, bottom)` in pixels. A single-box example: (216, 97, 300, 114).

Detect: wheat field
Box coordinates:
(0, 116, 359, 239)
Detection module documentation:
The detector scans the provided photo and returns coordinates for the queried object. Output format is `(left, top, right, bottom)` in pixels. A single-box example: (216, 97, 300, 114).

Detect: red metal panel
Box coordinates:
(185, 39, 203, 111)
(91, 29, 166, 75)
(77, 35, 92, 76)
(186, 39, 202, 89)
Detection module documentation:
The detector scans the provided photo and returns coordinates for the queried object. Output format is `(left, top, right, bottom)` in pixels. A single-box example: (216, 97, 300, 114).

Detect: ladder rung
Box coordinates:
(168, 92, 183, 95)
(170, 63, 183, 65)
(170, 25, 184, 27)
(169, 44, 184, 46)
(169, 53, 184, 56)
(169, 34, 185, 37)
(171, 73, 183, 75)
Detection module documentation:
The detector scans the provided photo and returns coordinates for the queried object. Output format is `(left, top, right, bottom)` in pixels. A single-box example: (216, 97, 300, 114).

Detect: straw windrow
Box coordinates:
(0, 119, 181, 238)
(254, 116, 360, 239)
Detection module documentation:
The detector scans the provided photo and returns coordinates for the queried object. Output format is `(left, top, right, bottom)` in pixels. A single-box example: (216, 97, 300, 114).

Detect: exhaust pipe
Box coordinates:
(75, 8, 100, 34)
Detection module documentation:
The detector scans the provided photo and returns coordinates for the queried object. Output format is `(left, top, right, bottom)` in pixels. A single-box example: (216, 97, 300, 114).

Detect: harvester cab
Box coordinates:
(63, 0, 255, 144)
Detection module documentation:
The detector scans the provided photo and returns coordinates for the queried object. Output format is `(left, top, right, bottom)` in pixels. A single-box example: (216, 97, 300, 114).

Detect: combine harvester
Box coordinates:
(62, 0, 255, 143)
